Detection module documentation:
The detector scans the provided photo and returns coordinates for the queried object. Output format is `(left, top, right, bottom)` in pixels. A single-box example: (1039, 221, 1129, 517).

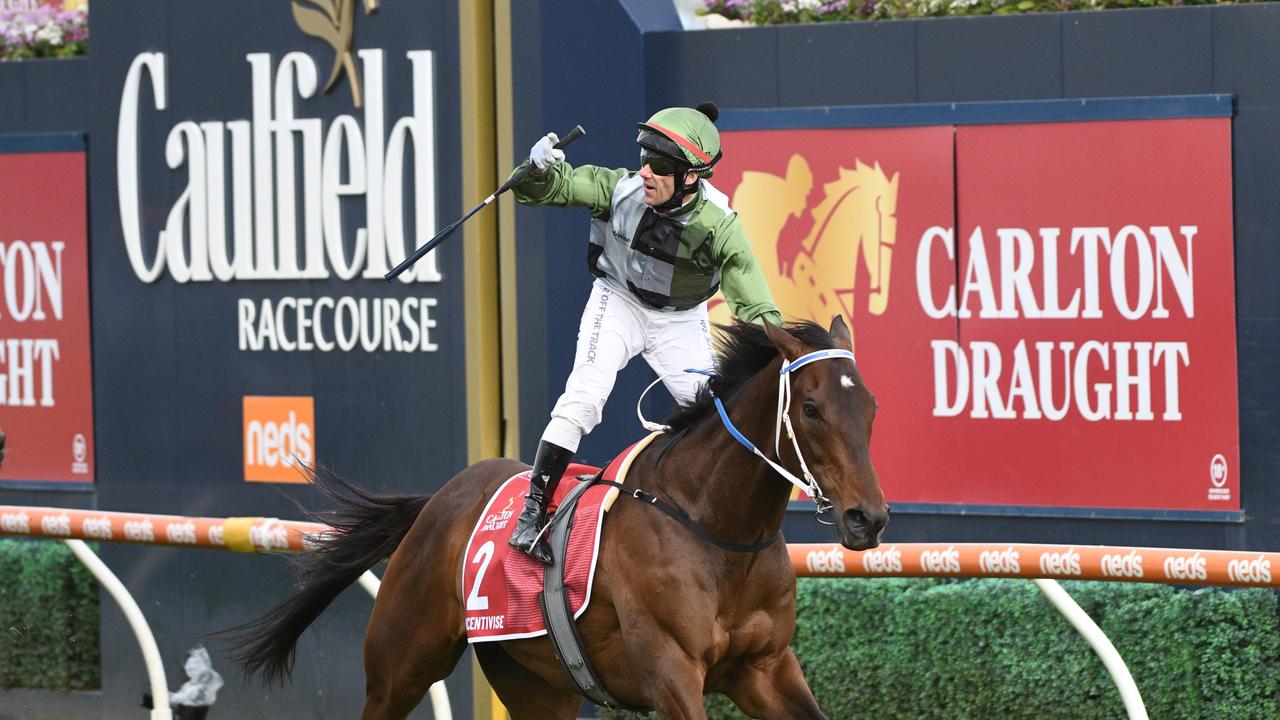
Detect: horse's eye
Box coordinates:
(802, 402, 820, 419)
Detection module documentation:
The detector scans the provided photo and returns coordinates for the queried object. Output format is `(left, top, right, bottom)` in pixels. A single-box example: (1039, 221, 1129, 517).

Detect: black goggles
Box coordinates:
(639, 150, 684, 177)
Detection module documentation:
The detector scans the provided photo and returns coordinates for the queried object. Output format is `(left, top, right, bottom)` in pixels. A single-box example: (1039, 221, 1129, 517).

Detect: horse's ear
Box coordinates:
(829, 315, 852, 351)
(763, 318, 806, 362)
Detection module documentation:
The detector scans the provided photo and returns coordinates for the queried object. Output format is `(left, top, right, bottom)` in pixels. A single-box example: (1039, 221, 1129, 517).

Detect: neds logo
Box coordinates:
(1, 511, 29, 534)
(919, 546, 961, 574)
(1227, 555, 1272, 585)
(40, 514, 71, 536)
(244, 396, 315, 483)
(1101, 550, 1144, 578)
(861, 546, 903, 574)
(1038, 548, 1082, 577)
(979, 546, 1021, 575)
(1163, 552, 1207, 581)
(250, 520, 291, 551)
(805, 547, 847, 574)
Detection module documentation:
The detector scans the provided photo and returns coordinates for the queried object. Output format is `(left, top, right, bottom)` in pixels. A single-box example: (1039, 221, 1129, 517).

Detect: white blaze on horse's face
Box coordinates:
(810, 358, 887, 551)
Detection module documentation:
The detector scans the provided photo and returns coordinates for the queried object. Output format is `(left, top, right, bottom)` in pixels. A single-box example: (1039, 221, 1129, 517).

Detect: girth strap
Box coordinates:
(537, 471, 781, 712)
(596, 480, 781, 553)
(538, 475, 648, 713)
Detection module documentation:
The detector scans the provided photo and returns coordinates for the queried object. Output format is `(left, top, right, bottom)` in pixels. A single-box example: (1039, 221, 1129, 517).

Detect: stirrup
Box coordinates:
(513, 509, 556, 563)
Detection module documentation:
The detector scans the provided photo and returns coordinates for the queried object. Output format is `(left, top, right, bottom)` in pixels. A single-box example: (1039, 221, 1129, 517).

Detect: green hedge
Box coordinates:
(602, 578, 1280, 719)
(0, 540, 101, 691)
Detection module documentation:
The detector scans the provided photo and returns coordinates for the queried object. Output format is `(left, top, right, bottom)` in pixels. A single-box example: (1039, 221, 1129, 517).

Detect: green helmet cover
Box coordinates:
(636, 106, 722, 178)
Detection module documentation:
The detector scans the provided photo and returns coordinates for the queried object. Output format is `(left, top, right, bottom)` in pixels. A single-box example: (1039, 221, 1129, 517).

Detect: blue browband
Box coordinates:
(780, 348, 856, 374)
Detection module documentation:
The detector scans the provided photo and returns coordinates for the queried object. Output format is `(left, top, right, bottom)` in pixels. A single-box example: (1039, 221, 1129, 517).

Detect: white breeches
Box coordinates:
(541, 279, 715, 452)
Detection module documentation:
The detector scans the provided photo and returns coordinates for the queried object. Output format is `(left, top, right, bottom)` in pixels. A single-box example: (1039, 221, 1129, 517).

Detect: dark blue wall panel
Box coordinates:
(19, 58, 89, 130)
(917, 14, 1063, 101)
(778, 21, 919, 106)
(646, 27, 781, 111)
(512, 0, 658, 466)
(511, 0, 550, 462)
(0, 63, 24, 129)
(1062, 7, 1213, 97)
(0, 57, 88, 132)
(1213, 4, 1280, 105)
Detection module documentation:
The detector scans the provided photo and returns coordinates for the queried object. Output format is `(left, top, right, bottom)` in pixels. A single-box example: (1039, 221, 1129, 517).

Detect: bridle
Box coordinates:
(638, 348, 857, 525)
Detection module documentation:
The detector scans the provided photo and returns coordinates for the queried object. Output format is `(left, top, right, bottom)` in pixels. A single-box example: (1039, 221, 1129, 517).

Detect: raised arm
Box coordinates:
(510, 160, 629, 216)
(507, 132, 627, 215)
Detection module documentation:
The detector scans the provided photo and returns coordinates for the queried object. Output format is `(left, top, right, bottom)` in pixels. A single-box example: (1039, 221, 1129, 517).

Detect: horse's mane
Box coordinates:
(664, 319, 836, 433)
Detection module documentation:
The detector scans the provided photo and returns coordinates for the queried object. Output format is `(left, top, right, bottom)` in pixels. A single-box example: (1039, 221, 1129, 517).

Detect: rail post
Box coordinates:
(1032, 578, 1148, 720)
(63, 539, 173, 720)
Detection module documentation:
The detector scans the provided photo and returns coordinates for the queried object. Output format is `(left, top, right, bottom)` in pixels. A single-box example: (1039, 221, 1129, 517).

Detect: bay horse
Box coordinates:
(231, 316, 888, 719)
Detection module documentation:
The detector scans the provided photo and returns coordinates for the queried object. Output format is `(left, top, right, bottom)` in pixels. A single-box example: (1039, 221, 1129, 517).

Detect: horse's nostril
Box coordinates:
(843, 508, 870, 532)
(844, 506, 888, 534)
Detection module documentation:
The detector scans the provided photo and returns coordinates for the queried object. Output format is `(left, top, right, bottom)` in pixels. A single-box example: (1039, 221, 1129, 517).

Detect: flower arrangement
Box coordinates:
(703, 0, 1268, 23)
(1, 5, 88, 61)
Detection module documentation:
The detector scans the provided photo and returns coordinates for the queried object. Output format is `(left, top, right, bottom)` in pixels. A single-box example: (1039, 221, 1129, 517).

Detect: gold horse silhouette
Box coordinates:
(711, 154, 899, 350)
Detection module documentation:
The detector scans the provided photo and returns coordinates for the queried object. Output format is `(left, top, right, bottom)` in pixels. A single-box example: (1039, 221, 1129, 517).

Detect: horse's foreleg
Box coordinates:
(722, 648, 826, 720)
(636, 650, 710, 720)
(475, 643, 582, 720)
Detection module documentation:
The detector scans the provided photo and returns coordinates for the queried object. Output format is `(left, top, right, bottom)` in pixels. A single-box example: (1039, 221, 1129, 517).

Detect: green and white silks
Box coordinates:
(512, 160, 781, 326)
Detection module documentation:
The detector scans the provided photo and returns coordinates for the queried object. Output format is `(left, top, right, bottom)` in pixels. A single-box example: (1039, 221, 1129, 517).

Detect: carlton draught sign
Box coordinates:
(713, 115, 1238, 513)
(0, 146, 94, 483)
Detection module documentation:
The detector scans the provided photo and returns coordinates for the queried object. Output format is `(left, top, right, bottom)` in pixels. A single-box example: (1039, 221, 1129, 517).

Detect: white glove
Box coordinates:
(530, 132, 565, 171)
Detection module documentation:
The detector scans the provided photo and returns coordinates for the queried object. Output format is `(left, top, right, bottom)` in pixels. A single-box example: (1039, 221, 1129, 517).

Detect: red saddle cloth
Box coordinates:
(463, 443, 643, 643)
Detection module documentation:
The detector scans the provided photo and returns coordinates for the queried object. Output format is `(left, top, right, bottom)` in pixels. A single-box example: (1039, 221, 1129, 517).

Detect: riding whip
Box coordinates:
(384, 125, 586, 282)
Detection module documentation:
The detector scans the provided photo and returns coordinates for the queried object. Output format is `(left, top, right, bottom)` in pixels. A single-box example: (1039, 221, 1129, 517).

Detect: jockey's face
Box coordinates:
(638, 162, 699, 207)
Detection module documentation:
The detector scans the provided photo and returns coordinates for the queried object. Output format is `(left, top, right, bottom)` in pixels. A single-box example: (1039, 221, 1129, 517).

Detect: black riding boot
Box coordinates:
(508, 440, 574, 565)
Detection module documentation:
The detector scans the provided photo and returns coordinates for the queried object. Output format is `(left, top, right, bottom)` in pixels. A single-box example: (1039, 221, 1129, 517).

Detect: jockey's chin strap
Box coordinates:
(636, 348, 856, 525)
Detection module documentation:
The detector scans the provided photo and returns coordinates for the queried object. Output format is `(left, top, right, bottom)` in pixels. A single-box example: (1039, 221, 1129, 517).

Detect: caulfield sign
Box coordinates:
(713, 117, 1237, 513)
(115, 0, 442, 356)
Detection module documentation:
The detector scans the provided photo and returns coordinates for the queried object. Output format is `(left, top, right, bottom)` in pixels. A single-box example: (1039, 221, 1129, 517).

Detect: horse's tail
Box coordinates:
(224, 465, 430, 685)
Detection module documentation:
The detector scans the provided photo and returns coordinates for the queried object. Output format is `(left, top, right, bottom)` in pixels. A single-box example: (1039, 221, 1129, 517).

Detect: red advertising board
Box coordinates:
(0, 149, 94, 483)
(714, 117, 1237, 512)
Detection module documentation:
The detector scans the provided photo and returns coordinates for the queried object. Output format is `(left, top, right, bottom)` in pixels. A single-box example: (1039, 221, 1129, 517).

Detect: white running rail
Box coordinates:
(1032, 578, 1148, 720)
(0, 506, 455, 719)
(63, 539, 173, 720)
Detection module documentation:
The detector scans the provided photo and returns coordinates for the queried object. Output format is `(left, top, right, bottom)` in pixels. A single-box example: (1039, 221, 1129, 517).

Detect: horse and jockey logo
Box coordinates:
(710, 154, 899, 349)
(707, 152, 899, 500)
(290, 0, 380, 107)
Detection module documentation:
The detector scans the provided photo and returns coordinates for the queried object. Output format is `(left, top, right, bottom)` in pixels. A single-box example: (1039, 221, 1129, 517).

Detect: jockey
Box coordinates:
(507, 102, 782, 564)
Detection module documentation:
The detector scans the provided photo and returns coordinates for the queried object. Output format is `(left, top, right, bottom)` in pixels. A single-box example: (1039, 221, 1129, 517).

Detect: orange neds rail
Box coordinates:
(788, 542, 1278, 587)
(3, 505, 1272, 589)
(0, 505, 327, 552)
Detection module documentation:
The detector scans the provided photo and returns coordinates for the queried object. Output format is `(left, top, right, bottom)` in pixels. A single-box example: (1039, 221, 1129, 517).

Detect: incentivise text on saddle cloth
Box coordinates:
(506, 102, 783, 564)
